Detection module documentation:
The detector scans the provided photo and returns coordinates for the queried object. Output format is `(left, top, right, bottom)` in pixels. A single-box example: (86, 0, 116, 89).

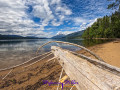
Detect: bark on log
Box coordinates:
(51, 46, 120, 90)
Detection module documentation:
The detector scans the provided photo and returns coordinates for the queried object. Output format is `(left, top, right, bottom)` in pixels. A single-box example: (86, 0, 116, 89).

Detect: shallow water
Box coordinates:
(0, 39, 112, 69)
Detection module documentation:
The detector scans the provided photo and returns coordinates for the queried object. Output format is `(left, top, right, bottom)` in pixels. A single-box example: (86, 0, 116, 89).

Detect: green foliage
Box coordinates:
(82, 11, 120, 38)
(107, 2, 116, 9)
(107, 0, 120, 10)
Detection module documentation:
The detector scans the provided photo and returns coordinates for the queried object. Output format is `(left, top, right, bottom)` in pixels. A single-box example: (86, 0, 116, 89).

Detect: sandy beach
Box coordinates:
(0, 40, 120, 90)
(77, 40, 120, 68)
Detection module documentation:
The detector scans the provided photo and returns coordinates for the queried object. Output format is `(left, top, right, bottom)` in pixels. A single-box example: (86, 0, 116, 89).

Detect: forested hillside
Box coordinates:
(82, 11, 120, 39)
(64, 30, 84, 39)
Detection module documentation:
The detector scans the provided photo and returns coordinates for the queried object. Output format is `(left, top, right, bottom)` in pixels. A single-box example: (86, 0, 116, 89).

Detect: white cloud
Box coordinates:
(51, 19, 62, 26)
(60, 27, 79, 31)
(29, 0, 72, 28)
(32, 5, 48, 19)
(74, 17, 87, 25)
(73, 17, 98, 31)
(51, 0, 61, 5)
(0, 0, 42, 36)
(0, 0, 72, 37)
(87, 18, 97, 27)
(57, 31, 74, 35)
(56, 6, 72, 15)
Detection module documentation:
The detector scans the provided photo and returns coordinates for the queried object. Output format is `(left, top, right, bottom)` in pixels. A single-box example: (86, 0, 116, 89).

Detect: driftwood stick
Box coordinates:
(36, 41, 104, 62)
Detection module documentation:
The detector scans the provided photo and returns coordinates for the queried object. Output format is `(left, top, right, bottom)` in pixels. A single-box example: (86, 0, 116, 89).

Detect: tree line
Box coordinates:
(82, 11, 120, 39)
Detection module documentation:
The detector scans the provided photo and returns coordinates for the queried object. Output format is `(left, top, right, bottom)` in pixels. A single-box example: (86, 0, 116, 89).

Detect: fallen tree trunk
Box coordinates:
(51, 46, 120, 90)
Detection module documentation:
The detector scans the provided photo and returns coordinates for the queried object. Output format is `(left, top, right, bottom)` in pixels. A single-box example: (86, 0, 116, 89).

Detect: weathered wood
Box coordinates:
(51, 46, 120, 90)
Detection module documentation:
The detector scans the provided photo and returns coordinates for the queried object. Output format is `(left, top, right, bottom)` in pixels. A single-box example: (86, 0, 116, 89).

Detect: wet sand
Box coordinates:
(0, 40, 120, 90)
(0, 53, 76, 90)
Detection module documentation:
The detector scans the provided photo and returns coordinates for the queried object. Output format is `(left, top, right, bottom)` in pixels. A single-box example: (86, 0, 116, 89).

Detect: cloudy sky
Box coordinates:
(0, 0, 114, 37)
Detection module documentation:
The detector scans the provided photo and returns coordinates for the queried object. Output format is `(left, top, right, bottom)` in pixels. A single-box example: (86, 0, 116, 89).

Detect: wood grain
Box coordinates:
(51, 46, 120, 90)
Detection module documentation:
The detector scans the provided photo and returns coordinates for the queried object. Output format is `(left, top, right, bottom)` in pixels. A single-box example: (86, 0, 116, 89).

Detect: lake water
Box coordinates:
(0, 39, 112, 69)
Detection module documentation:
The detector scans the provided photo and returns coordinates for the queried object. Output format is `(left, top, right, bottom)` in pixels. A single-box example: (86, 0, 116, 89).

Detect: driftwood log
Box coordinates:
(51, 46, 120, 90)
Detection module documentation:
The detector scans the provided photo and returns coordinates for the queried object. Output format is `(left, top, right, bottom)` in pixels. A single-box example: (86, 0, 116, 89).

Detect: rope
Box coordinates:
(114, 86, 120, 90)
(1, 52, 54, 80)
(70, 85, 75, 90)
(57, 65, 64, 90)
(0, 51, 51, 72)
(2, 69, 14, 80)
(46, 57, 56, 62)
(36, 41, 104, 62)
(23, 52, 53, 68)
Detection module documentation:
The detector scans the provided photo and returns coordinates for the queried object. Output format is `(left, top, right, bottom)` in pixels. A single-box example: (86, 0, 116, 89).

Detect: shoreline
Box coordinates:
(0, 40, 120, 89)
(84, 38, 120, 40)
(77, 39, 120, 68)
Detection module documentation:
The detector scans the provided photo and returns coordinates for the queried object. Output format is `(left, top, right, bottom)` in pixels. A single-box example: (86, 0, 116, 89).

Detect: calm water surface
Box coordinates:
(0, 39, 112, 69)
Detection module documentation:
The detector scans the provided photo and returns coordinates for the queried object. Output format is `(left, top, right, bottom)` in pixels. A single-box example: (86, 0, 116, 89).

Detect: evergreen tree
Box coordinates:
(82, 11, 120, 38)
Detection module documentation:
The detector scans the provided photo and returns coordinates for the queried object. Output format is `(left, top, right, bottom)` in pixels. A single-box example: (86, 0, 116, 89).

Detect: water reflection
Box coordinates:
(0, 39, 112, 69)
(81, 39, 113, 47)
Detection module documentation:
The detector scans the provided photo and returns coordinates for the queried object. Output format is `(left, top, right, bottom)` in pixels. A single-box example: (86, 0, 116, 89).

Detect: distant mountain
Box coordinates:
(51, 34, 65, 39)
(0, 34, 46, 39)
(51, 30, 84, 39)
(64, 30, 84, 39)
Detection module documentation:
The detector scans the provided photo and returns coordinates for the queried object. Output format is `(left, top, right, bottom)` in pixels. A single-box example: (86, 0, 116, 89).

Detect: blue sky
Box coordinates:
(0, 0, 114, 37)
